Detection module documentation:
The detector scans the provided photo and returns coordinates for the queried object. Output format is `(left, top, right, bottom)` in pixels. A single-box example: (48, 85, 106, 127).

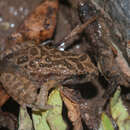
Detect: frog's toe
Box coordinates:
(32, 104, 53, 111)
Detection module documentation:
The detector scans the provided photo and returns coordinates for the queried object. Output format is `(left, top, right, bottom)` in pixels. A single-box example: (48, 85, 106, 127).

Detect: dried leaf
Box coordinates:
(9, 0, 59, 45)
(61, 89, 83, 130)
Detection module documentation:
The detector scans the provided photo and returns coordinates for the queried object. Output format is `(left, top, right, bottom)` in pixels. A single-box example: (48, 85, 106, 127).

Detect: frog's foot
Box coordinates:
(34, 80, 59, 110)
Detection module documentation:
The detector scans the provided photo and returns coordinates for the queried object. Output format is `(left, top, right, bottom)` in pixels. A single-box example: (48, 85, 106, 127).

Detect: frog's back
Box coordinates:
(1, 42, 98, 83)
(1, 42, 98, 82)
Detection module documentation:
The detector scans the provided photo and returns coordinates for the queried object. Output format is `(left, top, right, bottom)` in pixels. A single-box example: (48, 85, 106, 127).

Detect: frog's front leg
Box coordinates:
(34, 80, 59, 111)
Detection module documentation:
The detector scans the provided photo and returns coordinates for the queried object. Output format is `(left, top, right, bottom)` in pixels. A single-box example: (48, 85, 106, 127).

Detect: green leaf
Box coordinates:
(32, 88, 67, 130)
(110, 87, 130, 130)
(99, 113, 114, 130)
(47, 88, 67, 130)
(32, 111, 50, 130)
(18, 107, 33, 130)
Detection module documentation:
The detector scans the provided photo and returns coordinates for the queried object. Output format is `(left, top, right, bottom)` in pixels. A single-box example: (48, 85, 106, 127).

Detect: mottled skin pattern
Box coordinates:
(0, 42, 98, 109)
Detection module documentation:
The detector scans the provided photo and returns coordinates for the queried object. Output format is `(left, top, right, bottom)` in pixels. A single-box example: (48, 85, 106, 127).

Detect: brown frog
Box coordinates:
(0, 41, 98, 110)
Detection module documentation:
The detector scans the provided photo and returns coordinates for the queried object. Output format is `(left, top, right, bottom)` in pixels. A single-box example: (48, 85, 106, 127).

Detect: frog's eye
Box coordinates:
(17, 56, 28, 64)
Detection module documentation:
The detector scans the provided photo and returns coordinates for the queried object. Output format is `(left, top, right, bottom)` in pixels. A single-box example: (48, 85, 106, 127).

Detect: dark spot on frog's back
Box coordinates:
(77, 62, 84, 70)
(17, 56, 28, 64)
(29, 60, 37, 68)
(63, 60, 75, 70)
(29, 47, 39, 56)
(39, 63, 52, 68)
(79, 55, 87, 61)
(68, 58, 77, 62)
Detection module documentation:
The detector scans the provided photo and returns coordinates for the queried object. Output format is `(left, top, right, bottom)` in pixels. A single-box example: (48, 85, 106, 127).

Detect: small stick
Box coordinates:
(56, 15, 98, 50)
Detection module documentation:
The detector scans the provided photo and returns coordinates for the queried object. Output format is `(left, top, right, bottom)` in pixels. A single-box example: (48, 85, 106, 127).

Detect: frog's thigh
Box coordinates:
(0, 72, 37, 107)
(35, 80, 59, 110)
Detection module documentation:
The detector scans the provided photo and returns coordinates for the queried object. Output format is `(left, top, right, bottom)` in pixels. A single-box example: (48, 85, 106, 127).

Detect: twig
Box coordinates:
(56, 15, 98, 50)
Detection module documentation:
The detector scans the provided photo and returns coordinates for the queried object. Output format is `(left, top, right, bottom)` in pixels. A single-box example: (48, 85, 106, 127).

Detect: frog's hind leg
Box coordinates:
(0, 71, 59, 110)
(0, 72, 38, 108)
(34, 80, 59, 110)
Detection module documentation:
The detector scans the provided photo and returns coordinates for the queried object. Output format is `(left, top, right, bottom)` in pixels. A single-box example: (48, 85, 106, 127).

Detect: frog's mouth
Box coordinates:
(62, 73, 95, 85)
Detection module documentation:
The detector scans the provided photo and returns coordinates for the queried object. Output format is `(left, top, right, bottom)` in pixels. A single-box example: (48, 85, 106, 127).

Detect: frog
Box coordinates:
(0, 41, 98, 110)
